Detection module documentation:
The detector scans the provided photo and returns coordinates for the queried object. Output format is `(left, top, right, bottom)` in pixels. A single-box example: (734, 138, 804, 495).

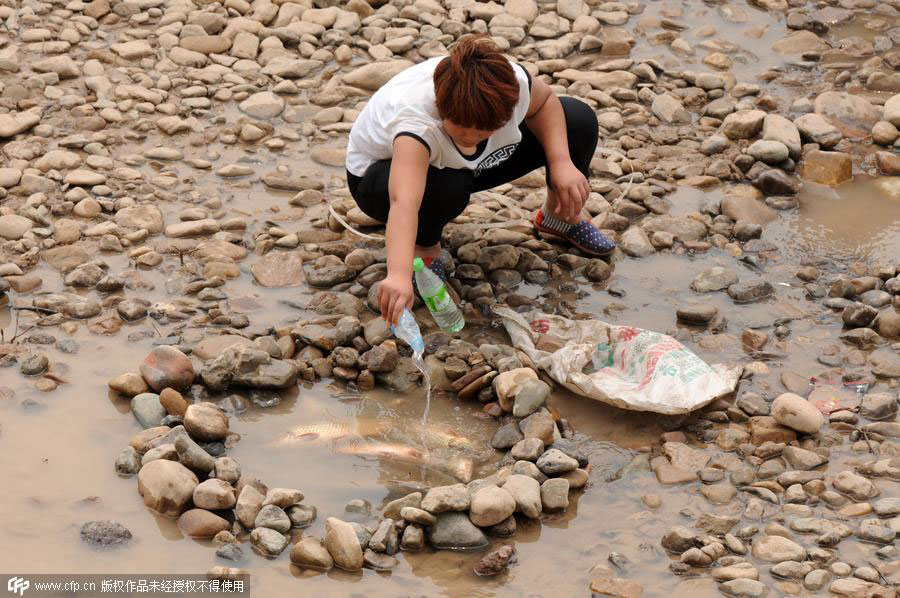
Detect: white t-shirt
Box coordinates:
(345, 56, 532, 178)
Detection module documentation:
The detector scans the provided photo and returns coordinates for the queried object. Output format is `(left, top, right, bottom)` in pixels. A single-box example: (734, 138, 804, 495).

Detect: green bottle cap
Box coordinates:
(413, 257, 425, 272)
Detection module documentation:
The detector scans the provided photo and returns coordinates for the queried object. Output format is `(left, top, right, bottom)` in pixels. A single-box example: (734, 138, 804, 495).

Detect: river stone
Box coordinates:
(519, 410, 555, 445)
(773, 30, 829, 55)
(858, 519, 896, 544)
(287, 504, 316, 528)
(503, 474, 542, 518)
(720, 579, 769, 598)
(137, 460, 198, 517)
(721, 189, 776, 226)
(492, 422, 524, 449)
(662, 526, 700, 553)
(843, 303, 878, 327)
(323, 518, 364, 570)
(250, 527, 288, 557)
(751, 535, 806, 562)
(140, 346, 194, 392)
(510, 437, 545, 461)
(642, 215, 707, 242)
(342, 60, 414, 91)
(540, 478, 570, 510)
(799, 150, 853, 186)
(663, 442, 710, 472)
(238, 92, 284, 119)
(815, 91, 881, 130)
(713, 562, 759, 581)
(753, 170, 799, 196)
(290, 537, 333, 570)
(763, 114, 801, 158)
(193, 479, 236, 510)
(0, 109, 41, 137)
(469, 486, 516, 527)
(400, 506, 436, 526)
(512, 379, 550, 417)
(384, 493, 422, 520)
(428, 512, 489, 549)
(193, 336, 254, 361)
(115, 446, 141, 476)
(113, 205, 165, 235)
(255, 505, 291, 534)
(177, 509, 230, 538)
(771, 393, 824, 434)
(722, 110, 766, 140)
(782, 446, 827, 470)
(870, 349, 900, 378)
(401, 524, 426, 551)
(80, 520, 132, 546)
(536, 448, 579, 475)
(772, 561, 814, 579)
(652, 93, 691, 124)
(691, 267, 738, 292)
(493, 367, 539, 409)
(874, 498, 900, 517)
(251, 251, 304, 287)
(235, 484, 265, 529)
(421, 484, 470, 513)
(132, 393, 167, 428)
(0, 214, 34, 240)
(748, 140, 789, 164)
(829, 578, 887, 597)
(794, 113, 843, 148)
(860, 392, 898, 420)
(790, 518, 851, 538)
(833, 470, 879, 501)
(184, 403, 228, 441)
(304, 255, 356, 287)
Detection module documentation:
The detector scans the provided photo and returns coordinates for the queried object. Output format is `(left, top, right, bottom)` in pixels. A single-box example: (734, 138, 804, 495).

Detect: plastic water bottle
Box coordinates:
(391, 308, 425, 355)
(413, 257, 465, 333)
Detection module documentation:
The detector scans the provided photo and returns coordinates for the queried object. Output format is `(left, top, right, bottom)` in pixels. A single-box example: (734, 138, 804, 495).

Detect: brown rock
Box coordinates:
(140, 346, 194, 392)
(799, 150, 853, 186)
(590, 576, 643, 597)
(876, 151, 900, 176)
(137, 460, 199, 517)
(159, 388, 188, 417)
(177, 509, 230, 537)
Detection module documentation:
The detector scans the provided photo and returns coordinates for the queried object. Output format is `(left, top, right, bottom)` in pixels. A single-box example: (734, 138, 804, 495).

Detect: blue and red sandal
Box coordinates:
(534, 210, 616, 257)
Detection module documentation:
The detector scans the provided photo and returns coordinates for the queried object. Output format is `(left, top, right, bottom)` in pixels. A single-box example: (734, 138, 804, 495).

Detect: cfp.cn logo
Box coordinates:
(7, 577, 29, 596)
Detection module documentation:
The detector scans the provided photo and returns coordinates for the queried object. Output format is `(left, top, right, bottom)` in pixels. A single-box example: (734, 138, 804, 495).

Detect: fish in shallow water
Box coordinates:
(266, 420, 387, 447)
(335, 441, 429, 464)
(337, 441, 476, 483)
(386, 422, 478, 452)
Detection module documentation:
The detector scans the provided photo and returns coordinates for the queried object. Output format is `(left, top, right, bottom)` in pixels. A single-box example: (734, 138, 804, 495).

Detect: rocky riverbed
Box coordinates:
(1, 0, 900, 595)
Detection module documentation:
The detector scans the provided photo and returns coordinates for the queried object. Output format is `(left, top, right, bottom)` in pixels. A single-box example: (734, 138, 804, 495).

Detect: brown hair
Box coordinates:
(433, 34, 520, 131)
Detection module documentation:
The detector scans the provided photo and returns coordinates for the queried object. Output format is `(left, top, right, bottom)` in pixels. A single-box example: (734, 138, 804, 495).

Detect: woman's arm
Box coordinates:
(524, 78, 590, 222)
(378, 135, 430, 325)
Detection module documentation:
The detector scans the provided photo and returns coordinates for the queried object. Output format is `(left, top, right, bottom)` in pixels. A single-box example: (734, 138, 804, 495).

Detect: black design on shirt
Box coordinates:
(473, 143, 519, 177)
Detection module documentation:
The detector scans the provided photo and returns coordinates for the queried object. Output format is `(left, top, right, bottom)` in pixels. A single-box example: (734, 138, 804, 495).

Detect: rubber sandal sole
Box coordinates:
(534, 223, 615, 258)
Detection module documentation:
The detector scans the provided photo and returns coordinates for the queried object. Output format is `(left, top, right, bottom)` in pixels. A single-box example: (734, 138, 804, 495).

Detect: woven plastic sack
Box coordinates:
(495, 307, 741, 414)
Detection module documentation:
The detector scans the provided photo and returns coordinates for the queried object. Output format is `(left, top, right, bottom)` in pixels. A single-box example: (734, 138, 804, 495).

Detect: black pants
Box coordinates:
(346, 96, 599, 247)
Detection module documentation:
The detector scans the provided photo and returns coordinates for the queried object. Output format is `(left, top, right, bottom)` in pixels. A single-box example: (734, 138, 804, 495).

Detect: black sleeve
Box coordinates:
(517, 63, 532, 91)
(393, 132, 431, 156)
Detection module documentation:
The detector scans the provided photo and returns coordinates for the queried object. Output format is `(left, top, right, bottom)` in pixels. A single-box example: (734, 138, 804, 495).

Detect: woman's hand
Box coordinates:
(378, 272, 414, 326)
(549, 159, 590, 222)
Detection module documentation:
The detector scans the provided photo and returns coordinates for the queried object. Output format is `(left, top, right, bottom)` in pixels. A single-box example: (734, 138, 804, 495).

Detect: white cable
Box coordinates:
(328, 201, 385, 241)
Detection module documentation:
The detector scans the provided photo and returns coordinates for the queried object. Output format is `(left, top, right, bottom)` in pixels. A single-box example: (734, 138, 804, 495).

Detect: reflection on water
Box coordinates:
(781, 176, 900, 265)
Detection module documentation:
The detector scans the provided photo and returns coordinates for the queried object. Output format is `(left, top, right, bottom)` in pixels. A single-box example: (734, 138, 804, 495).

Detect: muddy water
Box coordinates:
(3, 176, 898, 597)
